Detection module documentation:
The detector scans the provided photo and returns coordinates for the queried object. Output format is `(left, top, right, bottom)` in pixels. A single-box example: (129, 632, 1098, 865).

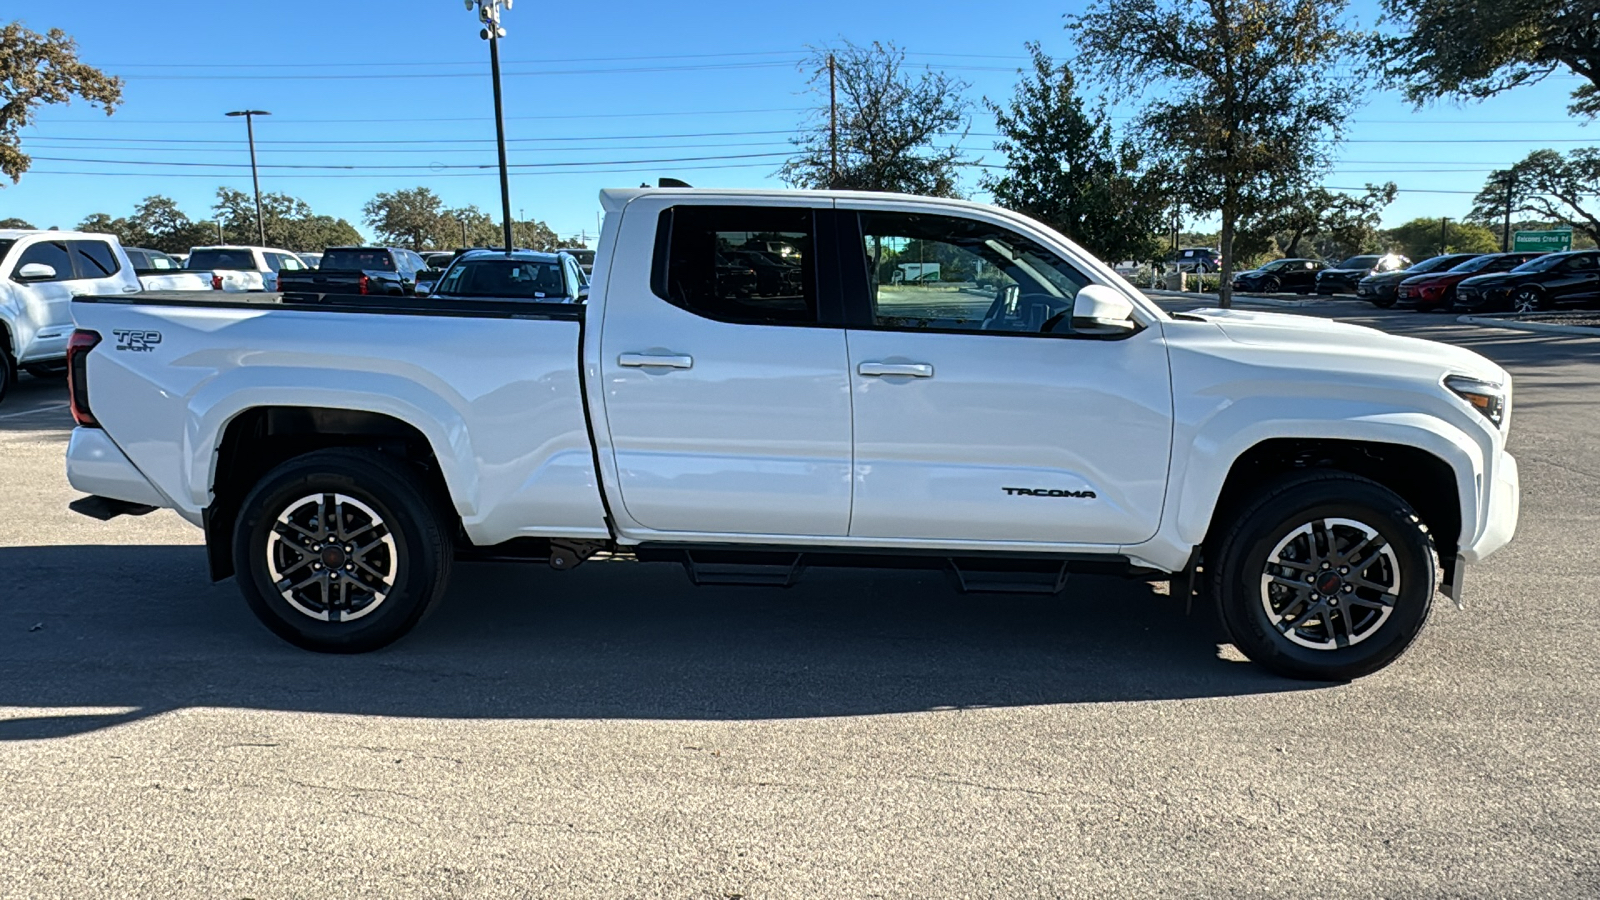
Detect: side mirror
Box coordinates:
(16, 262, 57, 281)
(1071, 284, 1138, 335)
(576, 284, 590, 302)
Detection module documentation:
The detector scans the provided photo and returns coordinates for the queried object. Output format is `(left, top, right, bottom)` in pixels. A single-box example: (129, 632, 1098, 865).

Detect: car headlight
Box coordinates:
(1445, 375, 1506, 428)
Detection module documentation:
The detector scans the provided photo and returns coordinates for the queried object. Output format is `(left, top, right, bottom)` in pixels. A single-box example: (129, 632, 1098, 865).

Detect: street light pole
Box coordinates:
(225, 110, 270, 246)
(468, 0, 515, 255)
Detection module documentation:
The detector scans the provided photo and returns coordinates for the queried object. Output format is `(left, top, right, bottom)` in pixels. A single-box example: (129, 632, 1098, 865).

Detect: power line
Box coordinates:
(24, 129, 797, 145)
(27, 151, 792, 170)
(23, 161, 781, 179)
(28, 107, 810, 126)
(95, 49, 1029, 70)
(123, 60, 806, 81)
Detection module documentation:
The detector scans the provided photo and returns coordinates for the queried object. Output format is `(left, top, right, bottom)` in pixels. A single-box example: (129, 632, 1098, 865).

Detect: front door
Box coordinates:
(598, 200, 854, 537)
(840, 206, 1173, 546)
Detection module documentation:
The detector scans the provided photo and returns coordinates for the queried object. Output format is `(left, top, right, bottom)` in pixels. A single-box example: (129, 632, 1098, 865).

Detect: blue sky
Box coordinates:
(1, 0, 1592, 245)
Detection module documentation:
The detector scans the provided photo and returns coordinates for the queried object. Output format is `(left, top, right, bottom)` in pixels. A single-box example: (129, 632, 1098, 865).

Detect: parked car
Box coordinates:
(65, 187, 1520, 682)
(0, 230, 207, 402)
(1231, 258, 1326, 294)
(1453, 250, 1600, 313)
(1394, 252, 1544, 312)
(297, 251, 324, 269)
(1316, 254, 1409, 295)
(1170, 247, 1219, 273)
(557, 246, 595, 276)
(124, 247, 211, 292)
(276, 247, 425, 297)
(1357, 253, 1482, 308)
(186, 245, 309, 292)
(427, 249, 584, 302)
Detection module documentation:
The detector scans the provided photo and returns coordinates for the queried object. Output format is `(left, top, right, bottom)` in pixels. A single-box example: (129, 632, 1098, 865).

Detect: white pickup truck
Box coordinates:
(186, 244, 309, 292)
(62, 188, 1520, 680)
(0, 229, 207, 402)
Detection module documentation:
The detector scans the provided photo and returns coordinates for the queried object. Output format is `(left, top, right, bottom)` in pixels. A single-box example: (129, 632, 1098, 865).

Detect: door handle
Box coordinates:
(618, 352, 693, 369)
(858, 361, 933, 378)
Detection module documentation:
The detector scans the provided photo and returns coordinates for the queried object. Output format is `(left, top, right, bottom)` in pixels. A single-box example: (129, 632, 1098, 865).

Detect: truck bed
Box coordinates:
(86, 290, 583, 321)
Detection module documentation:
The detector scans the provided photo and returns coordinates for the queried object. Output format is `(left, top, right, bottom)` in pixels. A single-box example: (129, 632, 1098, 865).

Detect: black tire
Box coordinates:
(24, 361, 68, 379)
(1370, 293, 1396, 309)
(0, 342, 13, 406)
(1261, 276, 1281, 294)
(232, 448, 453, 653)
(1207, 472, 1436, 681)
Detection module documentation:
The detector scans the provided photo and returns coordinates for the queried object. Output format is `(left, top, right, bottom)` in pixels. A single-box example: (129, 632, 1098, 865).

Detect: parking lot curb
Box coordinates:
(1456, 314, 1600, 337)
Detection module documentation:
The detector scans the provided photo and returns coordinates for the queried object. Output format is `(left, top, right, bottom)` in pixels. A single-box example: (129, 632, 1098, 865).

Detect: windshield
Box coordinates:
(433, 258, 569, 299)
(1338, 255, 1381, 270)
(1449, 254, 1507, 273)
(320, 249, 396, 272)
(1407, 254, 1471, 275)
(187, 248, 258, 271)
(1512, 254, 1567, 273)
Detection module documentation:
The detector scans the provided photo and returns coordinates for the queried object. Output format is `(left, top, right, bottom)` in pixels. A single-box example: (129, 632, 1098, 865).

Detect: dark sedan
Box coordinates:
(1357, 253, 1481, 308)
(1454, 250, 1600, 313)
(1395, 252, 1545, 311)
(1315, 254, 1409, 295)
(1231, 258, 1325, 293)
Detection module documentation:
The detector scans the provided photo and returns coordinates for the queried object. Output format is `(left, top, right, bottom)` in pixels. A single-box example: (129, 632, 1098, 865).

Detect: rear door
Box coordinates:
(1550, 252, 1599, 303)
(596, 197, 855, 537)
(838, 204, 1174, 546)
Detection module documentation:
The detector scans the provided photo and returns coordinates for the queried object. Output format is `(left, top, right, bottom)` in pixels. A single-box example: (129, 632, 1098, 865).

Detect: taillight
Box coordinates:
(67, 330, 101, 427)
(358, 274, 369, 295)
(211, 274, 222, 290)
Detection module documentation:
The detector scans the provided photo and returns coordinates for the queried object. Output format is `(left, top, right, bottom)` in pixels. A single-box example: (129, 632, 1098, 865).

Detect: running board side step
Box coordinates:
(683, 551, 806, 587)
(947, 559, 1071, 595)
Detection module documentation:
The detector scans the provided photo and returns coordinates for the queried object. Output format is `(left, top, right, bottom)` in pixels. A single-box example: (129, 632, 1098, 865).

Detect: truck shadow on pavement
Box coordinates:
(0, 545, 1313, 739)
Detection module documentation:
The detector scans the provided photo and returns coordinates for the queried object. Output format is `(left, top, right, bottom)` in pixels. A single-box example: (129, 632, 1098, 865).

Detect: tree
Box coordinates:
(1468, 149, 1600, 246)
(76, 211, 140, 245)
(0, 22, 123, 184)
(1383, 217, 1499, 260)
(214, 187, 361, 251)
(1377, 0, 1600, 118)
(780, 41, 972, 197)
(511, 218, 558, 251)
(1070, 0, 1365, 306)
(363, 187, 444, 249)
(982, 43, 1167, 264)
(0, 216, 33, 228)
(1243, 183, 1397, 260)
(130, 195, 216, 253)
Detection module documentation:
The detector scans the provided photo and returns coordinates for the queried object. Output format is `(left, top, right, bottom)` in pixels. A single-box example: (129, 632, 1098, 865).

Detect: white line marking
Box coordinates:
(0, 403, 70, 420)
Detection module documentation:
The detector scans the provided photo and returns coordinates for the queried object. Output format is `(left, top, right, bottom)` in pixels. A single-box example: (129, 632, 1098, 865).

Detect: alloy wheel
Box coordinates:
(1511, 289, 1542, 314)
(265, 492, 398, 622)
(1259, 517, 1400, 650)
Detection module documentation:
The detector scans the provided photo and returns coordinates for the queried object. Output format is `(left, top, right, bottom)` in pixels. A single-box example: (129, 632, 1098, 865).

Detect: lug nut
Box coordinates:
(1339, 566, 1349, 574)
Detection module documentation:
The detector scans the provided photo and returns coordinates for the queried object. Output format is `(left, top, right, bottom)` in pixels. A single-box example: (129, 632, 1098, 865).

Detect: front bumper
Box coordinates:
(1462, 450, 1519, 564)
(65, 427, 168, 509)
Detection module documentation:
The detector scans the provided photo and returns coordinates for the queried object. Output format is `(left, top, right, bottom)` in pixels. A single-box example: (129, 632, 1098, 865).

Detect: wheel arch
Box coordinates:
(204, 405, 460, 581)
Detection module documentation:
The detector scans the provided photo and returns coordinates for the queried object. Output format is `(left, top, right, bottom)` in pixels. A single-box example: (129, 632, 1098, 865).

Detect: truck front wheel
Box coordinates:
(232, 448, 452, 653)
(1208, 472, 1436, 681)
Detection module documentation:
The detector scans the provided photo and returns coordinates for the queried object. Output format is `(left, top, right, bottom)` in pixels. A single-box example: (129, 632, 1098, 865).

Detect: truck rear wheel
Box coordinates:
(1208, 472, 1436, 681)
(232, 448, 452, 653)
(0, 344, 13, 406)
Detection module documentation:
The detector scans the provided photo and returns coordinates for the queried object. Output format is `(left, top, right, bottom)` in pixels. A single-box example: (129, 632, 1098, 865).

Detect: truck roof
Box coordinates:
(0, 229, 118, 242)
(597, 187, 1007, 216)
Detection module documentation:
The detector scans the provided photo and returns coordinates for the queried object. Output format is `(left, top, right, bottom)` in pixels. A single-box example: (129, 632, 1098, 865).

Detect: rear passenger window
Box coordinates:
(71, 240, 121, 278)
(651, 205, 816, 325)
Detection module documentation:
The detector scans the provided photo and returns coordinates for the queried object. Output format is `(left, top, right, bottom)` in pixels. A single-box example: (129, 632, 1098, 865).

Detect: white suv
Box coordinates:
(186, 245, 308, 292)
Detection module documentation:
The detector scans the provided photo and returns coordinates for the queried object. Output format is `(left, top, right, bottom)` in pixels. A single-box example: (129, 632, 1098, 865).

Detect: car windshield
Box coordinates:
(187, 248, 257, 271)
(1338, 255, 1381, 269)
(1448, 254, 1506, 273)
(321, 249, 396, 271)
(433, 258, 569, 299)
(1511, 254, 1567, 273)
(1407, 254, 1470, 274)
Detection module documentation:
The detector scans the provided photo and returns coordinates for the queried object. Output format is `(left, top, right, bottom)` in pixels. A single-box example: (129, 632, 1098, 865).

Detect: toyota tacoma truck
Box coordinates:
(62, 188, 1520, 681)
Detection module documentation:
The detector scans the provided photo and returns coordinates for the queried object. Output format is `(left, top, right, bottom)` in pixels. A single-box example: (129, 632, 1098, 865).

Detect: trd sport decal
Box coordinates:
(112, 329, 162, 352)
(1003, 487, 1097, 499)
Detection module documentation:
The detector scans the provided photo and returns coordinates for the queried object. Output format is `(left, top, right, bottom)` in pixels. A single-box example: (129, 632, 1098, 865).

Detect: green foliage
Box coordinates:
(982, 43, 1167, 264)
(1069, 0, 1366, 307)
(215, 187, 361, 251)
(0, 22, 123, 184)
(362, 186, 445, 249)
(1382, 217, 1499, 260)
(1468, 149, 1600, 245)
(780, 41, 972, 197)
(0, 216, 33, 228)
(1376, 0, 1600, 118)
(1241, 183, 1398, 260)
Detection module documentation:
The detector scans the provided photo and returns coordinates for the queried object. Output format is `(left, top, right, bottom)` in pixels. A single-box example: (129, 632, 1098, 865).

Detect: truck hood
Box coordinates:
(1181, 307, 1507, 384)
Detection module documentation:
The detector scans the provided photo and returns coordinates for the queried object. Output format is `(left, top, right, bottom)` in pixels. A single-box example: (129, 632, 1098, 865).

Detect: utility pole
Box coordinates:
(1440, 217, 1451, 255)
(225, 110, 270, 246)
(827, 53, 839, 188)
(1501, 172, 1516, 252)
(460, 217, 468, 248)
(468, 0, 515, 255)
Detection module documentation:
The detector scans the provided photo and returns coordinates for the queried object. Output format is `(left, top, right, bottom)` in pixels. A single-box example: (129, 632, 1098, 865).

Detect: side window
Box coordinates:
(11, 241, 74, 282)
(278, 254, 305, 272)
(126, 249, 150, 269)
(855, 211, 1090, 335)
(261, 252, 282, 272)
(71, 240, 122, 278)
(1567, 254, 1597, 271)
(651, 205, 816, 325)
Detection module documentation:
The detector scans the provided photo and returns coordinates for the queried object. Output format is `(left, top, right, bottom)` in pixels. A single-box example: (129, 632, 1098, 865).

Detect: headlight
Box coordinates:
(1445, 374, 1506, 428)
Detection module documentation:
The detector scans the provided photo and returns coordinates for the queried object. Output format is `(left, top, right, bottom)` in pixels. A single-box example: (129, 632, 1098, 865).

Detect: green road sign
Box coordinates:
(1513, 229, 1573, 252)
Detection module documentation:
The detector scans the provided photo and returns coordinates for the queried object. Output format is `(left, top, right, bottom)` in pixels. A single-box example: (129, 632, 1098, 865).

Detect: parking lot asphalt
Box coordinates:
(2, 304, 1598, 898)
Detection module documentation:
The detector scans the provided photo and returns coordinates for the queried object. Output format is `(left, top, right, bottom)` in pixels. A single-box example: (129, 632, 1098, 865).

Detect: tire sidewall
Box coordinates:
(0, 343, 14, 405)
(1217, 484, 1436, 680)
(233, 453, 445, 652)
